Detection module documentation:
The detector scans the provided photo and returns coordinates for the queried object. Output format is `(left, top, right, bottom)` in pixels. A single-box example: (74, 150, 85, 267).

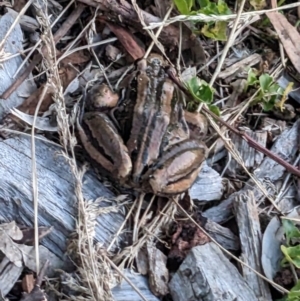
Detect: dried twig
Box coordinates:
(78, 0, 181, 48)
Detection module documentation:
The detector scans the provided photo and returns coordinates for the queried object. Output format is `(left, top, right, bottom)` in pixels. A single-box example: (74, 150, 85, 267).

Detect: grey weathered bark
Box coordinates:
(203, 119, 300, 223)
(0, 136, 125, 259)
(169, 243, 259, 301)
(233, 191, 272, 301)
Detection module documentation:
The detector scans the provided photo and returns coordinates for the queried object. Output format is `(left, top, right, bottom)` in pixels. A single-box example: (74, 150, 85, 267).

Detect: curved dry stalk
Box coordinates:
(143, 3, 174, 60)
(131, 0, 172, 66)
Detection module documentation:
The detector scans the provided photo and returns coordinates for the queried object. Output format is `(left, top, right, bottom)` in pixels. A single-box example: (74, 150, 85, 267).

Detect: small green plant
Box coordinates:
(281, 220, 300, 268)
(185, 76, 220, 115)
(276, 220, 300, 301)
(245, 68, 285, 111)
(172, 0, 231, 41)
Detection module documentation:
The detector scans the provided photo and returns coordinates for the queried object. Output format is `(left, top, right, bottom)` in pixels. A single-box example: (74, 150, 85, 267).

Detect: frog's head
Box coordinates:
(147, 53, 166, 68)
(86, 84, 119, 112)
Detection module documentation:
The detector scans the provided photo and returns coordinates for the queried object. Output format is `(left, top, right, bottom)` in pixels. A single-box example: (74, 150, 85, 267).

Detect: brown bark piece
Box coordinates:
(22, 274, 35, 293)
(105, 21, 145, 60)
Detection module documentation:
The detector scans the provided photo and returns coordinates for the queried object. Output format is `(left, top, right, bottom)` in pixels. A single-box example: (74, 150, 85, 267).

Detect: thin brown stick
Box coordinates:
(1, 3, 86, 100)
(1, 55, 42, 100)
(35, 260, 50, 287)
(167, 69, 300, 178)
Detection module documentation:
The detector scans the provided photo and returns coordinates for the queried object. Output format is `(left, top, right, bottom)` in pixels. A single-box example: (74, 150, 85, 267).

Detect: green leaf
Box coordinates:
(208, 104, 220, 116)
(186, 76, 199, 96)
(201, 21, 227, 41)
(287, 281, 300, 301)
(217, 0, 232, 14)
(247, 69, 258, 86)
(173, 0, 193, 14)
(282, 220, 300, 246)
(259, 74, 273, 92)
(197, 0, 231, 15)
(276, 297, 288, 301)
(262, 97, 276, 111)
(197, 0, 209, 7)
(186, 77, 214, 104)
(281, 245, 300, 268)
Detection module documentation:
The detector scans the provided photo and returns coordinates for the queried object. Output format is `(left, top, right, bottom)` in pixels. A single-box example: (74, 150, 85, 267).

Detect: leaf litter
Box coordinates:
(0, 1, 300, 301)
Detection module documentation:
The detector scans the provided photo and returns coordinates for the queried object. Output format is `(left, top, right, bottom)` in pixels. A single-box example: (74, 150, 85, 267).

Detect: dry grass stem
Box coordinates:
(131, 0, 172, 65)
(209, 0, 246, 86)
(34, 2, 119, 300)
(144, 3, 174, 59)
(145, 2, 300, 30)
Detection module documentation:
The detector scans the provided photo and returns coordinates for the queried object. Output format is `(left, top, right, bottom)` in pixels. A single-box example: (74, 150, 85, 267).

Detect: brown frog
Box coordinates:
(77, 54, 208, 196)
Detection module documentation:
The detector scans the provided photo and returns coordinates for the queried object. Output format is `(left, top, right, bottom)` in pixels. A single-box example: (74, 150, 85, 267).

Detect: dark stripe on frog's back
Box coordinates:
(143, 78, 174, 160)
(126, 72, 150, 155)
(128, 58, 167, 152)
(148, 139, 207, 171)
(131, 74, 174, 181)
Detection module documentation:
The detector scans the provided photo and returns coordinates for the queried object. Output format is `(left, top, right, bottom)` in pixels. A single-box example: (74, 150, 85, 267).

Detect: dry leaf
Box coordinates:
(105, 21, 145, 60)
(266, 12, 300, 73)
(0, 221, 34, 267)
(58, 50, 90, 66)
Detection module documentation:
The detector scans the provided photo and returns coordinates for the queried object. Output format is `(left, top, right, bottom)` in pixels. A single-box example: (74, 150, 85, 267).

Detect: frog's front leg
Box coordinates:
(77, 112, 132, 180)
(142, 140, 208, 195)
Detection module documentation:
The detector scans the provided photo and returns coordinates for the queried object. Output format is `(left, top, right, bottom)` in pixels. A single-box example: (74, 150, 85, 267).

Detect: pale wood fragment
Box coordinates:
(218, 53, 262, 79)
(0, 257, 23, 296)
(112, 269, 160, 301)
(6, 8, 39, 32)
(233, 191, 272, 301)
(0, 13, 36, 119)
(227, 128, 267, 177)
(204, 218, 239, 250)
(190, 161, 223, 202)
